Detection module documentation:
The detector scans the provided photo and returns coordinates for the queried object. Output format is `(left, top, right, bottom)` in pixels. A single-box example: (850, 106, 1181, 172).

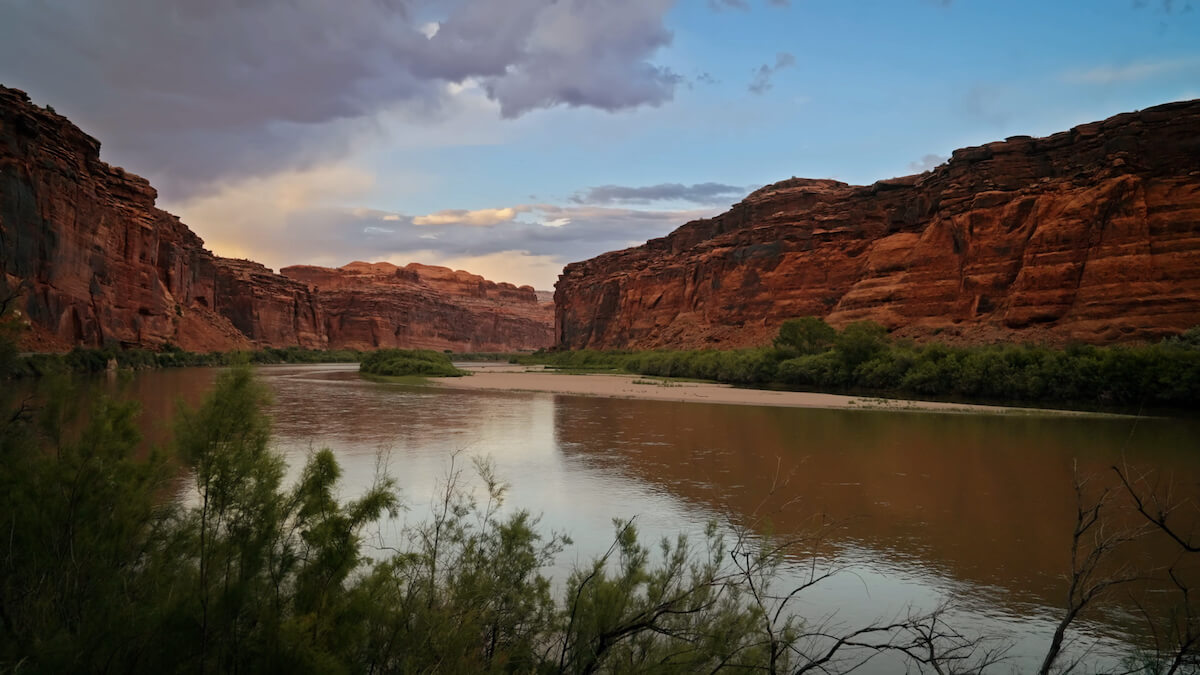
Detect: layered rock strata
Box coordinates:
(0, 86, 552, 352)
(281, 262, 554, 352)
(556, 100, 1200, 349)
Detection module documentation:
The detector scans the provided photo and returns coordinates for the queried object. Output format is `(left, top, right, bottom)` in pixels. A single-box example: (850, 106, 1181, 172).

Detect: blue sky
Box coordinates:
(1, 0, 1198, 288)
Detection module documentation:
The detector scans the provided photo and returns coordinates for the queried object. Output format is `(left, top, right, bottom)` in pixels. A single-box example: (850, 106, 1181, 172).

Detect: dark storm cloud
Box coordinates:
(0, 0, 679, 195)
(570, 182, 748, 206)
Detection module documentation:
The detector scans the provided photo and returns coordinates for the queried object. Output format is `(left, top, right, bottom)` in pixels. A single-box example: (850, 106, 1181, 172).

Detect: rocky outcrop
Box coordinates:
(556, 100, 1200, 349)
(281, 262, 554, 352)
(0, 86, 552, 352)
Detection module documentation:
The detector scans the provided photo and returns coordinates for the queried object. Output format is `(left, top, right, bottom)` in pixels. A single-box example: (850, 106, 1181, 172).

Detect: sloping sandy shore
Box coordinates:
(433, 365, 1098, 416)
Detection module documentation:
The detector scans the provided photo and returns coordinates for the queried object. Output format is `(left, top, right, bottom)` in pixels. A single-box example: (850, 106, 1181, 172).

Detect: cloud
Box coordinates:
(748, 52, 797, 94)
(709, 0, 790, 9)
(571, 182, 748, 205)
(161, 163, 377, 262)
(413, 207, 528, 227)
(908, 154, 948, 173)
(166, 166, 720, 286)
(419, 0, 681, 119)
(1060, 57, 1200, 85)
(431, 251, 567, 290)
(963, 84, 1012, 128)
(707, 0, 750, 10)
(0, 0, 679, 196)
(1131, 0, 1195, 13)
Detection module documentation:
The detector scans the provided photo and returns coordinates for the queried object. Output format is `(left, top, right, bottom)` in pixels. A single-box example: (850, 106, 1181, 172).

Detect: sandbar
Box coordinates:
(432, 365, 1099, 416)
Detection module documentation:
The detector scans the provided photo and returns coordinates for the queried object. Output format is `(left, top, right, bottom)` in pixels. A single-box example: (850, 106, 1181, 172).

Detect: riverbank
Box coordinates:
(11, 345, 363, 377)
(512, 322, 1200, 414)
(435, 364, 1110, 416)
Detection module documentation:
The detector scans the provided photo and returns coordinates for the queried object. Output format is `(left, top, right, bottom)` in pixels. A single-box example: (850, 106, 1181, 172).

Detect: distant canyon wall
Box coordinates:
(0, 86, 552, 353)
(555, 99, 1200, 349)
(281, 262, 554, 352)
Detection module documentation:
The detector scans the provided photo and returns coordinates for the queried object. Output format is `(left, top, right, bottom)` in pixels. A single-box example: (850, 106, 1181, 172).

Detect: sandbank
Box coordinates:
(432, 364, 1101, 416)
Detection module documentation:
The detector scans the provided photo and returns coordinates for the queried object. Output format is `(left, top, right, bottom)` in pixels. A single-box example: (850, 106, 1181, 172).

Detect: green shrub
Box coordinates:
(1162, 326, 1200, 350)
(855, 346, 919, 390)
(899, 358, 951, 395)
(777, 352, 844, 387)
(774, 316, 837, 355)
(833, 321, 889, 368)
(360, 349, 467, 377)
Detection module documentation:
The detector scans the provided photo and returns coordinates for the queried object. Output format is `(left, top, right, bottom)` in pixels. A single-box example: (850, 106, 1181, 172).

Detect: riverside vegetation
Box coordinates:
(13, 344, 364, 377)
(16, 315, 1195, 413)
(521, 318, 1200, 412)
(14, 345, 504, 380)
(359, 349, 468, 377)
(2, 293, 1199, 672)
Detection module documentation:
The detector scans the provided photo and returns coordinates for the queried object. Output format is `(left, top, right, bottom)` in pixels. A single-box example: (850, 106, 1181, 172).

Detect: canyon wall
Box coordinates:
(0, 86, 552, 352)
(556, 100, 1200, 349)
(281, 262, 554, 352)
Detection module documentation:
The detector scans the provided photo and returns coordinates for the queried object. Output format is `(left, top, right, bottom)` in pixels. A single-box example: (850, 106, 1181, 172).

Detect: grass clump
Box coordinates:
(360, 349, 467, 377)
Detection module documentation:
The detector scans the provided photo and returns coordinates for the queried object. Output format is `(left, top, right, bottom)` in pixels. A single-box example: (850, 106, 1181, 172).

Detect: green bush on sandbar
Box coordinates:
(359, 349, 467, 377)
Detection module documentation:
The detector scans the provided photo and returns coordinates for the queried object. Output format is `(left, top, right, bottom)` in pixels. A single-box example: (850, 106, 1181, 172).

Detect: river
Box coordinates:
(96, 363, 1200, 672)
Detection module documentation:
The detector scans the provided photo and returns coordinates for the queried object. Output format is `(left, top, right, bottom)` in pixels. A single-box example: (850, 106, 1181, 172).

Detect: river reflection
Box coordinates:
(551, 396, 1199, 605)
(92, 364, 1199, 672)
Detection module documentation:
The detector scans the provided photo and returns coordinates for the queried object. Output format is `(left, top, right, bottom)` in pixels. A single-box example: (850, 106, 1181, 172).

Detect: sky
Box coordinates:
(1, 0, 1198, 289)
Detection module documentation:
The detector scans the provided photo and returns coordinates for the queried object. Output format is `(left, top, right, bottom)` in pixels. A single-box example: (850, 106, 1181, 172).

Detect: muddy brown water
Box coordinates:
(69, 364, 1200, 672)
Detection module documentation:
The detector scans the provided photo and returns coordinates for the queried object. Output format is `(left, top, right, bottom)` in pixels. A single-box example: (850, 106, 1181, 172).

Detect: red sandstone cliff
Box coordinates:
(0, 86, 552, 352)
(280, 262, 553, 352)
(556, 100, 1200, 349)
(0, 86, 294, 351)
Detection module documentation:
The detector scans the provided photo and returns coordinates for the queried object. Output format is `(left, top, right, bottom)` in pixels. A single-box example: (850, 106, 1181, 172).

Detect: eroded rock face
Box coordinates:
(0, 87, 265, 351)
(0, 86, 553, 352)
(556, 100, 1200, 349)
(281, 262, 554, 352)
